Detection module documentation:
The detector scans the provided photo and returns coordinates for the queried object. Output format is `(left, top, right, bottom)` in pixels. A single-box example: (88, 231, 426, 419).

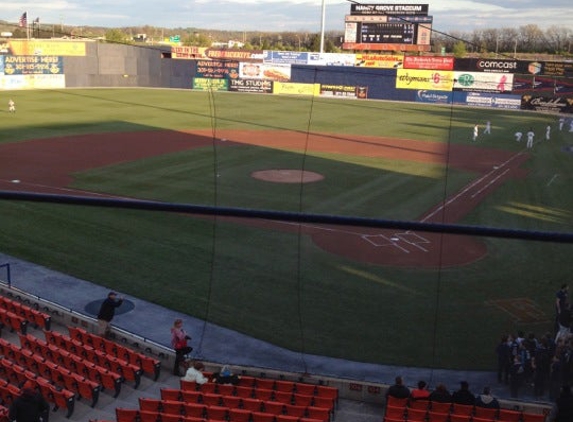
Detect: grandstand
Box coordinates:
(0, 252, 552, 422)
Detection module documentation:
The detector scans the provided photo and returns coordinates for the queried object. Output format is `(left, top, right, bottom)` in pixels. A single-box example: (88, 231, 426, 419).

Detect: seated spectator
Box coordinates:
(181, 360, 208, 384)
(475, 387, 500, 409)
(452, 381, 475, 405)
(410, 380, 431, 400)
(212, 365, 240, 385)
(429, 383, 452, 403)
(386, 376, 410, 400)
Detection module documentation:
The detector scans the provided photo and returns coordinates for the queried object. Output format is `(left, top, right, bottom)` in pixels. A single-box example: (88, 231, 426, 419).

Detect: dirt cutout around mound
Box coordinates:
(252, 169, 324, 183)
(0, 129, 530, 268)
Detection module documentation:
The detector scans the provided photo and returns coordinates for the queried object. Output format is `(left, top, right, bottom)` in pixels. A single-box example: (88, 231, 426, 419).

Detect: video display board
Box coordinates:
(344, 4, 432, 52)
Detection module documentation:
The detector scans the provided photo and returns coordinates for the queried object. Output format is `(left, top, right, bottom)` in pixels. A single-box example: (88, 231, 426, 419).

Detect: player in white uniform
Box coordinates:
(514, 131, 522, 142)
(8, 99, 15, 113)
(472, 124, 478, 141)
(559, 117, 565, 131)
(526, 128, 535, 149)
(484, 121, 491, 135)
(546, 125, 551, 141)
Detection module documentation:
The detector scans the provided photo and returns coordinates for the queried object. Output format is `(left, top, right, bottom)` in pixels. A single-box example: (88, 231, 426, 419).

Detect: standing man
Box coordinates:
(526, 128, 535, 148)
(8, 98, 15, 113)
(555, 284, 569, 334)
(473, 124, 479, 141)
(546, 124, 551, 141)
(559, 117, 565, 131)
(97, 291, 123, 337)
(484, 121, 491, 135)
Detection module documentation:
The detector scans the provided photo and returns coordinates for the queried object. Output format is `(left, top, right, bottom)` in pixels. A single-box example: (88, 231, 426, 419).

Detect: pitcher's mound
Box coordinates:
(251, 169, 324, 183)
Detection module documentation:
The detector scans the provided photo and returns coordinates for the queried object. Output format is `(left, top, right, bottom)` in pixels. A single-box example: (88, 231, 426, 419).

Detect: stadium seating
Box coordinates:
(473, 407, 498, 419)
(498, 408, 522, 422)
(522, 411, 547, 422)
(68, 325, 161, 380)
(0, 295, 51, 330)
(452, 403, 474, 416)
(0, 308, 27, 334)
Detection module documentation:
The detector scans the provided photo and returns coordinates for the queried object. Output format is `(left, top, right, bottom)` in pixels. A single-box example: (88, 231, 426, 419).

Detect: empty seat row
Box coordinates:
(138, 398, 331, 422)
(164, 387, 334, 416)
(0, 294, 51, 330)
(180, 381, 336, 411)
(117, 407, 323, 422)
(0, 308, 27, 335)
(68, 326, 161, 380)
(45, 330, 142, 388)
(19, 333, 123, 398)
(0, 337, 100, 407)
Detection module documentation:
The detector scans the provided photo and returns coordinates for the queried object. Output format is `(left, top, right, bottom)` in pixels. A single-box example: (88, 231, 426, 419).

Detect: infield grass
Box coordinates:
(1, 88, 572, 371)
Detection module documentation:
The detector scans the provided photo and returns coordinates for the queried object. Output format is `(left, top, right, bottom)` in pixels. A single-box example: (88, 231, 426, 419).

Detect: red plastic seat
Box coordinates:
(473, 407, 498, 420)
(407, 407, 428, 422)
(306, 406, 331, 422)
(262, 400, 284, 415)
(229, 408, 252, 422)
(116, 408, 139, 422)
(452, 403, 474, 416)
(256, 378, 275, 390)
(521, 412, 546, 422)
(275, 380, 296, 392)
(241, 398, 263, 412)
(181, 390, 202, 403)
(202, 392, 222, 406)
(236, 386, 254, 399)
(183, 403, 206, 419)
(295, 383, 317, 396)
(205, 405, 228, 420)
(252, 412, 277, 422)
(275, 390, 294, 404)
(284, 403, 306, 418)
(498, 409, 522, 422)
(428, 411, 450, 422)
(161, 400, 185, 415)
(161, 388, 183, 402)
(139, 397, 162, 412)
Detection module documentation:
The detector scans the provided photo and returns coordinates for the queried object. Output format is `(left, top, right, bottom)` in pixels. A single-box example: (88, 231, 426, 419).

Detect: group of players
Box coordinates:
(473, 116, 572, 149)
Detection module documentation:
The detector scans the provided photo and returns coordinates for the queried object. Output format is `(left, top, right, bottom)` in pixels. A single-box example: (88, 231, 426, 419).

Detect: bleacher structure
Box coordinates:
(0, 287, 554, 422)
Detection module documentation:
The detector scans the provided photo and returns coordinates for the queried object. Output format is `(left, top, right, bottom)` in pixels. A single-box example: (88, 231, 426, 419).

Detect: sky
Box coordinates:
(2, 0, 572, 34)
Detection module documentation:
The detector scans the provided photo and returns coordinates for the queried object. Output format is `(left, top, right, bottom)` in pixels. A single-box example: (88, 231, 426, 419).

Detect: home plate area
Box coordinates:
(363, 231, 431, 253)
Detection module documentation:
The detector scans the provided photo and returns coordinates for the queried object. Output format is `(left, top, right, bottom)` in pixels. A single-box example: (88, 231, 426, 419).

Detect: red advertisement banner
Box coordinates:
(403, 55, 454, 70)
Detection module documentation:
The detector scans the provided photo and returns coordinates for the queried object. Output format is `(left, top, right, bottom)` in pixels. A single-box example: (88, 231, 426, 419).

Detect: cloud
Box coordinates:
(3, 0, 571, 33)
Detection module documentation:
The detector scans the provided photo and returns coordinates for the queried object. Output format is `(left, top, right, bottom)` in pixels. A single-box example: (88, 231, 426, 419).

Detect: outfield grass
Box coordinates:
(1, 89, 572, 371)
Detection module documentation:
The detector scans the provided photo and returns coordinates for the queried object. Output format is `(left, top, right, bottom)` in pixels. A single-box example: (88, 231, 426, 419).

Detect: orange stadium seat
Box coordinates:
(306, 406, 331, 422)
(284, 403, 307, 418)
(241, 398, 263, 412)
(256, 378, 276, 390)
(183, 403, 206, 419)
(521, 412, 546, 422)
(428, 411, 450, 422)
(161, 400, 186, 416)
(276, 415, 300, 422)
(452, 403, 474, 416)
(205, 405, 229, 420)
(498, 409, 522, 422)
(275, 390, 294, 404)
(294, 393, 313, 407)
(262, 400, 285, 415)
(409, 399, 430, 411)
(275, 380, 296, 392)
(295, 383, 317, 396)
(222, 395, 241, 409)
(217, 383, 235, 396)
(181, 390, 202, 403)
(407, 407, 428, 422)
(116, 408, 139, 422)
(161, 388, 183, 402)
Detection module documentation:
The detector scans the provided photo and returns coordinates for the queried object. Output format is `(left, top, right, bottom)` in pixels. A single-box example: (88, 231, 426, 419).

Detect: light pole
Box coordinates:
(319, 0, 326, 53)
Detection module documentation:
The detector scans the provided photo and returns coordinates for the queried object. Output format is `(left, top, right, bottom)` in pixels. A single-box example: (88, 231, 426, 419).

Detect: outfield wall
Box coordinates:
(1, 41, 572, 112)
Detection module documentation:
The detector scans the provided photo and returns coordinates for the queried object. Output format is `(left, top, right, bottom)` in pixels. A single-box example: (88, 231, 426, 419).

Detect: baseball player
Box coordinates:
(473, 124, 478, 141)
(546, 125, 551, 141)
(484, 121, 491, 135)
(559, 117, 565, 131)
(8, 99, 15, 113)
(526, 128, 535, 149)
(514, 131, 523, 142)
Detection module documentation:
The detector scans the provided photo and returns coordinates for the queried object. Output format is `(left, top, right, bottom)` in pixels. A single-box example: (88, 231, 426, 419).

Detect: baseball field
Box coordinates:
(1, 88, 572, 370)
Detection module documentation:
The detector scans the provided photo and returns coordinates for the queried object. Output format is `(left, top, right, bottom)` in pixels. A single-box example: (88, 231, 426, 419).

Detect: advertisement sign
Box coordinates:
(396, 69, 454, 91)
(403, 55, 453, 70)
(263, 51, 308, 65)
(206, 49, 264, 62)
(2, 55, 63, 75)
(320, 84, 367, 99)
(239, 63, 291, 81)
(6, 40, 86, 56)
(273, 82, 320, 96)
(453, 71, 513, 93)
(307, 53, 355, 66)
(454, 92, 521, 109)
(356, 53, 403, 68)
(195, 60, 239, 79)
(172, 46, 207, 59)
(192, 78, 229, 91)
(542, 61, 573, 77)
(415, 89, 452, 104)
(521, 95, 573, 113)
(0, 74, 65, 89)
(0, 56, 3, 74)
(454, 58, 547, 75)
(228, 78, 272, 93)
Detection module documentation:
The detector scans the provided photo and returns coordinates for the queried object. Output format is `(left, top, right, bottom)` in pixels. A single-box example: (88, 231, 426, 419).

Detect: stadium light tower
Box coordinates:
(319, 0, 326, 53)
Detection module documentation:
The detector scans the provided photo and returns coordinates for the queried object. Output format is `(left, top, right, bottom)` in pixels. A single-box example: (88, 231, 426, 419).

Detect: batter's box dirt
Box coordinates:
(363, 234, 399, 247)
(486, 298, 550, 324)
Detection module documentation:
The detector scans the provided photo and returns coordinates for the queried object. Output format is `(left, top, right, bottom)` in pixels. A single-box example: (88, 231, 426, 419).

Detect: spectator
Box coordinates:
(556, 284, 569, 334)
(496, 334, 512, 385)
(410, 380, 431, 400)
(555, 302, 571, 343)
(171, 318, 193, 376)
(182, 360, 209, 384)
(475, 387, 500, 409)
(549, 384, 573, 422)
(96, 291, 123, 338)
(452, 381, 475, 405)
(386, 376, 410, 400)
(509, 354, 525, 398)
(212, 365, 240, 385)
(9, 381, 50, 422)
(429, 383, 452, 403)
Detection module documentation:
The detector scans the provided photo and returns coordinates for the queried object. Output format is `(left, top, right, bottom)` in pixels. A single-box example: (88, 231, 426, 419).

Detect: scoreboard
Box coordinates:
(343, 3, 432, 52)
(360, 23, 415, 44)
